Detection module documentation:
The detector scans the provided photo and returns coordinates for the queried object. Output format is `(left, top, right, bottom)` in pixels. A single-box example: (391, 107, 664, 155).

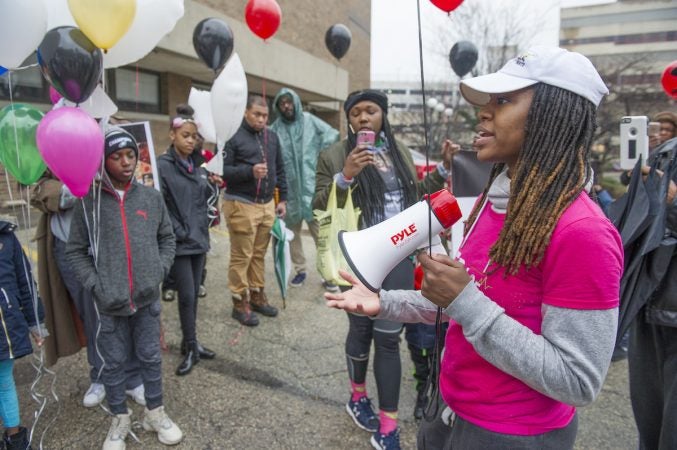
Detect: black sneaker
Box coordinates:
(345, 397, 379, 433)
(611, 345, 628, 362)
(322, 280, 341, 293)
(290, 271, 306, 287)
(162, 289, 175, 302)
(371, 427, 401, 450)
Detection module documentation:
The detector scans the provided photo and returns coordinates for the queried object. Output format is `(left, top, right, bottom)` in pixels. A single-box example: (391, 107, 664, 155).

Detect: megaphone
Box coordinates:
(338, 189, 462, 292)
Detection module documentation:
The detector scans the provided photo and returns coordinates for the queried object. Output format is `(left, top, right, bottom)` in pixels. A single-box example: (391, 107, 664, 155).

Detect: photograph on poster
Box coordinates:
(118, 121, 160, 191)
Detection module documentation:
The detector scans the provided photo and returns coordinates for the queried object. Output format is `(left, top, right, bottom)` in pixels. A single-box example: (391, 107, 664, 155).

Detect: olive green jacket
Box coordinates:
(312, 138, 446, 229)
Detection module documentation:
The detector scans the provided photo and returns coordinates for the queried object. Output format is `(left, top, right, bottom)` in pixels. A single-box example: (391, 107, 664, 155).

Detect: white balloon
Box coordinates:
(444, 108, 454, 117)
(104, 0, 184, 68)
(188, 87, 217, 144)
(43, 0, 76, 29)
(434, 103, 445, 112)
(64, 85, 118, 119)
(0, 0, 47, 69)
(203, 146, 224, 176)
(426, 98, 438, 109)
(211, 53, 247, 150)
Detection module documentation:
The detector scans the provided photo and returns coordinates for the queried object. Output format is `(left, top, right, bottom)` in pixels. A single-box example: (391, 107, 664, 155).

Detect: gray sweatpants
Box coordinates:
(54, 238, 142, 388)
(97, 301, 163, 414)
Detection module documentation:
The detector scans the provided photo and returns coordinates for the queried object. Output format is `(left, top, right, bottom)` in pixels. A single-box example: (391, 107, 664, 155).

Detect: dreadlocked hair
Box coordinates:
(463, 83, 597, 275)
(346, 115, 418, 227)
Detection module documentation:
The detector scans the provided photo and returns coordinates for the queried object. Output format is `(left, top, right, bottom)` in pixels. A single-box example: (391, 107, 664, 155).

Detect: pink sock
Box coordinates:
(379, 410, 398, 434)
(350, 381, 367, 402)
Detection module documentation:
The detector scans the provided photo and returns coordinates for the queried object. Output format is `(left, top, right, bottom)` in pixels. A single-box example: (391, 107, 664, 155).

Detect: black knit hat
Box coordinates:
(343, 89, 388, 116)
(104, 127, 139, 158)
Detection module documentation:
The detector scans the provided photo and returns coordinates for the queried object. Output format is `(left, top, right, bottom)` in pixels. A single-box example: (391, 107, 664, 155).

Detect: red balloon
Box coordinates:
(245, 0, 281, 40)
(430, 0, 464, 13)
(661, 60, 677, 99)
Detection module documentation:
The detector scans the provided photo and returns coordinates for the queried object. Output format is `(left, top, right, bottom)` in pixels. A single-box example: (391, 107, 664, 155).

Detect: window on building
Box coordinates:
(110, 67, 162, 113)
(0, 54, 48, 103)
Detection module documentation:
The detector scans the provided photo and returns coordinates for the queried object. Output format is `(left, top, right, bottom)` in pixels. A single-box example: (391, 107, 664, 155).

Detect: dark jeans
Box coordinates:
(54, 238, 142, 388)
(98, 302, 163, 414)
(629, 316, 677, 450)
(343, 258, 413, 412)
(418, 394, 578, 450)
(170, 253, 206, 344)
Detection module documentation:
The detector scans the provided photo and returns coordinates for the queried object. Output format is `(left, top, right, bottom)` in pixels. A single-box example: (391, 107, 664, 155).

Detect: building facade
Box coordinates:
(0, 0, 371, 206)
(561, 0, 676, 113)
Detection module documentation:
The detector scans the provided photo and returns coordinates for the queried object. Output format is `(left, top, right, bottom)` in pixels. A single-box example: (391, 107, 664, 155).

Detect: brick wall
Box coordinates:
(195, 0, 371, 93)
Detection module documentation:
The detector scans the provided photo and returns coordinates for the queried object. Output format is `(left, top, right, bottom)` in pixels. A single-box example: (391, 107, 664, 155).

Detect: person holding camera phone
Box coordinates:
(325, 47, 623, 449)
(313, 89, 456, 450)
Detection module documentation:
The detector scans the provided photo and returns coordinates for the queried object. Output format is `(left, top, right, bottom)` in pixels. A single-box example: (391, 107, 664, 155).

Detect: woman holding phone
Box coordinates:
(326, 47, 623, 449)
(313, 89, 456, 450)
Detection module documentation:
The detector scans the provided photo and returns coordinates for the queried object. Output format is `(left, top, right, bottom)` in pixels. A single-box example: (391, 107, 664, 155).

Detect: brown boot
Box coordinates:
(250, 288, 278, 317)
(231, 291, 259, 326)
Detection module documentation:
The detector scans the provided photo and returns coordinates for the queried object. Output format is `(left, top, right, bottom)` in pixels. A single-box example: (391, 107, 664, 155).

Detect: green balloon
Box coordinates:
(0, 104, 46, 185)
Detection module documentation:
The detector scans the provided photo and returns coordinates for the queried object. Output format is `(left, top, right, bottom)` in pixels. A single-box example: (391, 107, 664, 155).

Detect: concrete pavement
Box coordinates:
(15, 225, 638, 449)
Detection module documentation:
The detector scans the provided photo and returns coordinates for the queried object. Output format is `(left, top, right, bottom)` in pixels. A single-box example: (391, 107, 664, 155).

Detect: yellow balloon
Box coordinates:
(67, 0, 137, 50)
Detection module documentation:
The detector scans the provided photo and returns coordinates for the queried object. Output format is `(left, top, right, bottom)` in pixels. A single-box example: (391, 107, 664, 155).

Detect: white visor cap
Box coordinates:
(460, 46, 608, 108)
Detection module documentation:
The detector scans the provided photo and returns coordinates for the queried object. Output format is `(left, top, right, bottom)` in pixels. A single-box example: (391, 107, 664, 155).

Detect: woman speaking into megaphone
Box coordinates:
(325, 47, 623, 450)
(313, 89, 457, 449)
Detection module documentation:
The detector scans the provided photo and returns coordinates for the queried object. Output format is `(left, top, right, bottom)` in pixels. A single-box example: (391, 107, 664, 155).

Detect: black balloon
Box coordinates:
(37, 27, 103, 104)
(449, 41, 478, 78)
(193, 18, 234, 72)
(325, 24, 351, 60)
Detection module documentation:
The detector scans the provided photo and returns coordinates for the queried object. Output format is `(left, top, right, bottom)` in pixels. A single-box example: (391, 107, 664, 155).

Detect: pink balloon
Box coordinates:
(36, 107, 103, 198)
(49, 86, 62, 104)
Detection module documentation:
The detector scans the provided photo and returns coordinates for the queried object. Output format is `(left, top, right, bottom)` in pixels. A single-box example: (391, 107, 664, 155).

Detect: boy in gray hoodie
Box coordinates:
(67, 127, 182, 449)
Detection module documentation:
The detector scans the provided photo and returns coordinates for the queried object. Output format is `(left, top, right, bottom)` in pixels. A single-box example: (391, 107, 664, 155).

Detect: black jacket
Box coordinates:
(66, 181, 176, 316)
(222, 120, 287, 203)
(0, 220, 44, 360)
(644, 141, 677, 326)
(157, 147, 212, 256)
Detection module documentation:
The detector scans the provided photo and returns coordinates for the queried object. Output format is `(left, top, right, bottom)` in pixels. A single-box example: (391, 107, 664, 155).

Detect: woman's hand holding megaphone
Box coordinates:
(417, 252, 471, 308)
(324, 270, 381, 316)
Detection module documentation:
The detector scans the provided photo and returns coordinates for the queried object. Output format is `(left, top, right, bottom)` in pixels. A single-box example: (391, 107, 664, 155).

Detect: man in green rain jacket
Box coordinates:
(270, 88, 339, 291)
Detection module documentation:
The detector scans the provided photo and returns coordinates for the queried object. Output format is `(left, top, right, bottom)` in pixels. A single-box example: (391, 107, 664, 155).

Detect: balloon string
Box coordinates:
(7, 71, 22, 178)
(415, 0, 432, 252)
(3, 72, 19, 217)
(6, 63, 38, 72)
(417, 0, 445, 423)
(135, 65, 140, 113)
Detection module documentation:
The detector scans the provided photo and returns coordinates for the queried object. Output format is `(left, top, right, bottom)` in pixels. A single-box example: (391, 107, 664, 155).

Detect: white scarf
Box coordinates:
(486, 167, 594, 214)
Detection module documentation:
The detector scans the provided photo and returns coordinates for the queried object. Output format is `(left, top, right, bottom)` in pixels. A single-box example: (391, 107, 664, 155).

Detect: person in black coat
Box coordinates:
(157, 105, 221, 376)
(0, 216, 47, 450)
(222, 95, 287, 326)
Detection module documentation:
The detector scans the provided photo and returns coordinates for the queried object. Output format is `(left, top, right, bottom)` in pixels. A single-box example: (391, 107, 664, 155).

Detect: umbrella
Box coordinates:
(611, 138, 677, 344)
(270, 216, 294, 308)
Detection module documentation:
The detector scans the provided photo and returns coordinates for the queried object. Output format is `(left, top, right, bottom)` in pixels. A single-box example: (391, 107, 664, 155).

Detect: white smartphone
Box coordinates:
(619, 116, 649, 170)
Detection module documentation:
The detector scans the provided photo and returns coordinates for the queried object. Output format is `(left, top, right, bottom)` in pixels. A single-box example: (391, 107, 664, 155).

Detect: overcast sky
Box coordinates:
(370, 0, 616, 83)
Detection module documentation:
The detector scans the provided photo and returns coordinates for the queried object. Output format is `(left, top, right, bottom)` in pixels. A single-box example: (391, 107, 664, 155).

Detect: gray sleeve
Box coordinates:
(448, 281, 617, 406)
(376, 289, 447, 325)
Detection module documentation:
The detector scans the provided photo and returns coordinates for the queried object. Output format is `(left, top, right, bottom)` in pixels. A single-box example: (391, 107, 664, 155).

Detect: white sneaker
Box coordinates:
(102, 410, 131, 450)
(83, 382, 106, 408)
(142, 406, 183, 445)
(125, 384, 146, 406)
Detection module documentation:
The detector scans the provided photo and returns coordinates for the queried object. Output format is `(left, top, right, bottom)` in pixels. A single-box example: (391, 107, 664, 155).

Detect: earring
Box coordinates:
(348, 124, 355, 134)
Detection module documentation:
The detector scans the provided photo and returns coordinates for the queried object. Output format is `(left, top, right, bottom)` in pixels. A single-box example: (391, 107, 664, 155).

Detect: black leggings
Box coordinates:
(344, 258, 414, 412)
(170, 253, 206, 343)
